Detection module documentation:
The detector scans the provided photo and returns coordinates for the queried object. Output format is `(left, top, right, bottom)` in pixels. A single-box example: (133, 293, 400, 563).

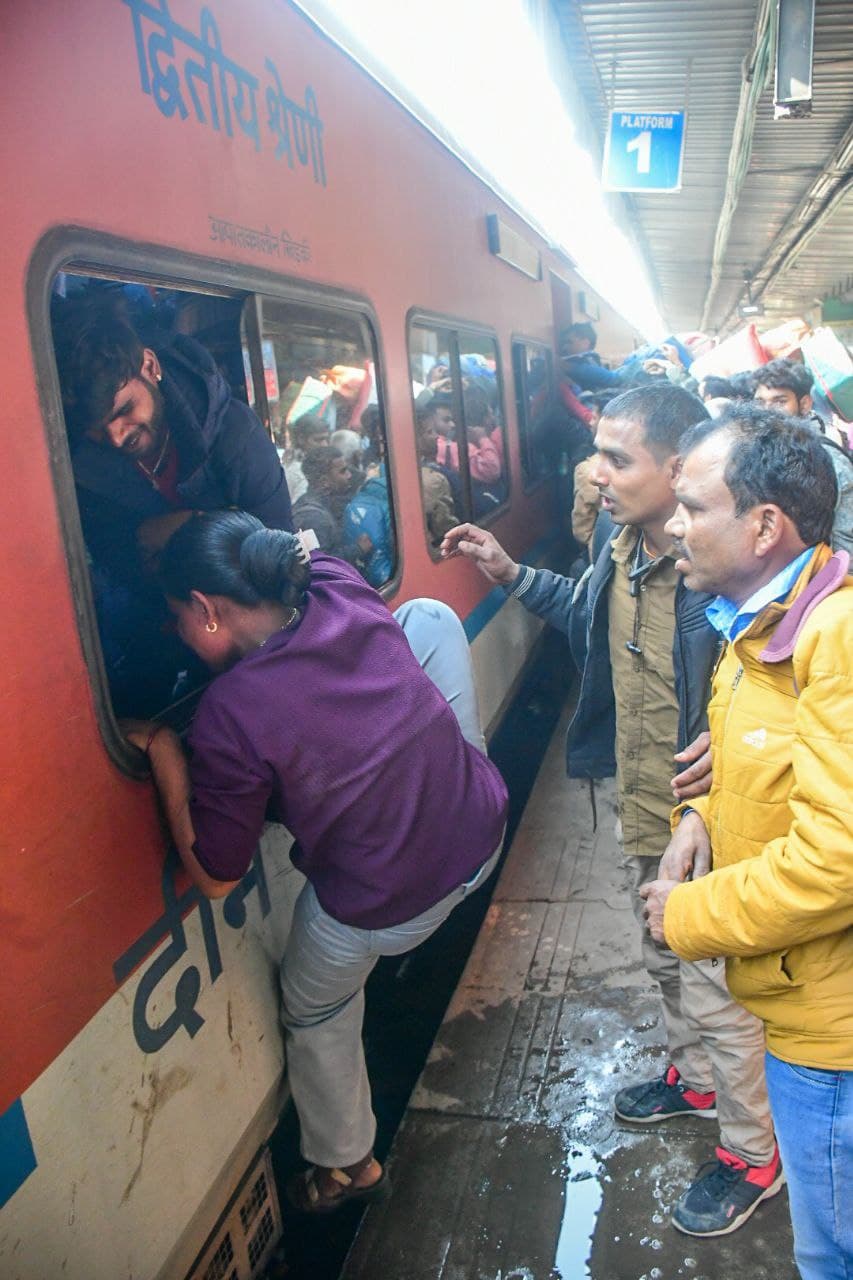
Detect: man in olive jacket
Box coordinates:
(643, 406, 853, 1280)
(444, 384, 779, 1238)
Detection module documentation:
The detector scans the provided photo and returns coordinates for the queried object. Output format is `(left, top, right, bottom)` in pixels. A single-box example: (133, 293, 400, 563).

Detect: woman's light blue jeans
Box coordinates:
(765, 1051, 853, 1280)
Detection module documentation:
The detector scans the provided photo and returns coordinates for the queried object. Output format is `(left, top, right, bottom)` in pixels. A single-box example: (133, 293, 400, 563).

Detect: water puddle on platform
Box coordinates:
(553, 1144, 603, 1279)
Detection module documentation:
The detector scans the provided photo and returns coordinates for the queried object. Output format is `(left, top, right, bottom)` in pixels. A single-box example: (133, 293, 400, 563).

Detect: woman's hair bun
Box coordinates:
(239, 528, 311, 606)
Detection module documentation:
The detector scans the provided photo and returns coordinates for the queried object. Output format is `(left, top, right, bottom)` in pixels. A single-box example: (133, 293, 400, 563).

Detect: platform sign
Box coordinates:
(602, 110, 686, 193)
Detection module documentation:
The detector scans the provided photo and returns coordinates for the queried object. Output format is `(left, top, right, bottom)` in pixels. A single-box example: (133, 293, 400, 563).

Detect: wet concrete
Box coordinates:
(341, 707, 798, 1280)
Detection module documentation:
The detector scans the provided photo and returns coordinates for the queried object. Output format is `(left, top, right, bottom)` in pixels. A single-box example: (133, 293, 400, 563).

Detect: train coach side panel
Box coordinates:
(0, 1, 634, 1273)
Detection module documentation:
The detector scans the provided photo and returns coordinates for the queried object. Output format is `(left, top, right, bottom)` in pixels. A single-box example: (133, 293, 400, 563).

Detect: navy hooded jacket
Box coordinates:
(71, 334, 292, 584)
(504, 524, 720, 779)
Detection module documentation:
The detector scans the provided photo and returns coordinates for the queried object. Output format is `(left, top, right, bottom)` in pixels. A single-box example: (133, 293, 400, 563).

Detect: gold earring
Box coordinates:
(205, 620, 218, 633)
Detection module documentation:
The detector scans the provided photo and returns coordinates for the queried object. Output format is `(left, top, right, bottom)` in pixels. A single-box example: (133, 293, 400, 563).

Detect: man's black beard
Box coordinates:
(128, 375, 167, 462)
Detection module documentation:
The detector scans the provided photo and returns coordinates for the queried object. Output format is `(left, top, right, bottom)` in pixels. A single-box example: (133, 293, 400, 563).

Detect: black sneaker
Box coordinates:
(614, 1065, 717, 1123)
(672, 1145, 785, 1237)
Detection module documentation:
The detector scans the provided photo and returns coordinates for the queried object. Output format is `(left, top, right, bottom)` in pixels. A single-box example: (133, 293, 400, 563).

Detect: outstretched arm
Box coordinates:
(442, 523, 583, 638)
(122, 721, 241, 899)
(440, 523, 520, 586)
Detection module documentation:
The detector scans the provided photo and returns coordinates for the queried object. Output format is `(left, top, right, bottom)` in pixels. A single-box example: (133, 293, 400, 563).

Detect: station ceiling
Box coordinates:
(552, 0, 853, 336)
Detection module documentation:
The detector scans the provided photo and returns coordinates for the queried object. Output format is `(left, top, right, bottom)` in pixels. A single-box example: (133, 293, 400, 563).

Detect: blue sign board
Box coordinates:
(602, 110, 686, 193)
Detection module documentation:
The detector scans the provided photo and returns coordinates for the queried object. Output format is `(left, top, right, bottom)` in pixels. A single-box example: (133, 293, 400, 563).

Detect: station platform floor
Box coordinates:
(340, 705, 798, 1280)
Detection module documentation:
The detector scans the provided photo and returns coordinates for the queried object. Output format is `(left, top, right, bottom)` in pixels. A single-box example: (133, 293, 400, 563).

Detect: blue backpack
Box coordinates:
(343, 471, 394, 587)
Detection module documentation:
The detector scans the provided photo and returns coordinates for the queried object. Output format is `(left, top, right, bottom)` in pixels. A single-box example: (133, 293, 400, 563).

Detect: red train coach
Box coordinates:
(0, 2, 637, 1275)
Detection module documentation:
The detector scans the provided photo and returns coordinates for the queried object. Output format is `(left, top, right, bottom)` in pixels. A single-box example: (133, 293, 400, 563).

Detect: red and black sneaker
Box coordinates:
(672, 1144, 785, 1236)
(614, 1065, 717, 1123)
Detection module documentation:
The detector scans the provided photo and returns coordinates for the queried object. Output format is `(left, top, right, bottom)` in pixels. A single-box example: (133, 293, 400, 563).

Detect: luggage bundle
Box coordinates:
(801, 328, 853, 423)
(688, 320, 853, 425)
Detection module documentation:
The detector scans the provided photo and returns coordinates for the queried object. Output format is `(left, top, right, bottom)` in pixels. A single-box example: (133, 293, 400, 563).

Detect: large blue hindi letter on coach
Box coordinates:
(603, 110, 685, 193)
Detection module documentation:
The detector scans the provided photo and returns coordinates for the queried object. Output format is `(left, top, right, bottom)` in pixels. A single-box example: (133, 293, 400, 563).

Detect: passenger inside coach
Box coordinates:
(329, 428, 367, 491)
(415, 413, 459, 546)
(52, 290, 293, 716)
(357, 403, 385, 467)
(441, 383, 784, 1240)
(426, 356, 451, 388)
(461, 384, 505, 515)
(428, 381, 505, 516)
(343, 456, 394, 588)
(560, 320, 624, 392)
(418, 392, 464, 511)
(283, 412, 330, 503)
(291, 446, 356, 558)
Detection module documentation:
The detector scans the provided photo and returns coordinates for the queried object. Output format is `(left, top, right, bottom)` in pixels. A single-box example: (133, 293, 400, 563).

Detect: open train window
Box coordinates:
(48, 270, 395, 773)
(50, 273, 259, 743)
(512, 340, 556, 487)
(253, 297, 397, 591)
(408, 319, 508, 553)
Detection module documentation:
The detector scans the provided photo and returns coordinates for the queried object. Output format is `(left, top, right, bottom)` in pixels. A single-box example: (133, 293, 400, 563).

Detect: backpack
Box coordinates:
(343, 472, 393, 587)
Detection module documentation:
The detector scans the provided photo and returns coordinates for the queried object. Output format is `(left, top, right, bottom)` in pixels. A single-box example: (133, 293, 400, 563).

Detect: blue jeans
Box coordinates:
(765, 1051, 853, 1279)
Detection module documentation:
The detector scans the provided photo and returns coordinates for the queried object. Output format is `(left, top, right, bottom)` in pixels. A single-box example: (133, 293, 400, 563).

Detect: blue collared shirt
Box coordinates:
(705, 547, 814, 642)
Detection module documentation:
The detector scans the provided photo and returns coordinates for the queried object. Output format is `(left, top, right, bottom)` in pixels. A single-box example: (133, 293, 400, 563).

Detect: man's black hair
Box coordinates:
(301, 445, 343, 491)
(462, 383, 491, 427)
(680, 402, 836, 545)
(52, 296, 146, 442)
(727, 370, 757, 399)
(602, 382, 709, 458)
(700, 375, 735, 400)
(563, 321, 598, 350)
(580, 390, 615, 413)
(417, 391, 453, 422)
(291, 413, 329, 446)
(160, 511, 310, 609)
(753, 357, 813, 400)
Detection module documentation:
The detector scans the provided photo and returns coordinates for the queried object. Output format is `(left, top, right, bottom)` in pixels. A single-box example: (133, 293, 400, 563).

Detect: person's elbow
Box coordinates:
(184, 847, 242, 899)
(194, 870, 241, 899)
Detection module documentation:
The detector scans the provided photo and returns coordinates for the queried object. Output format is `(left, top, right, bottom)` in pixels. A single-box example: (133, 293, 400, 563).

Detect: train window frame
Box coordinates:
(28, 226, 400, 777)
(251, 293, 400, 593)
(407, 310, 510, 559)
(511, 337, 557, 492)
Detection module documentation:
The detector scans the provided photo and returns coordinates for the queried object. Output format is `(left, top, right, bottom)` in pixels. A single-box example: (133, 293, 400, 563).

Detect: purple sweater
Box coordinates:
(188, 554, 508, 928)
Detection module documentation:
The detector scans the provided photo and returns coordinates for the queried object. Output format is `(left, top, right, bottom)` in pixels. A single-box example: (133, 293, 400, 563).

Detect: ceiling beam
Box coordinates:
(700, 0, 774, 331)
(717, 118, 853, 331)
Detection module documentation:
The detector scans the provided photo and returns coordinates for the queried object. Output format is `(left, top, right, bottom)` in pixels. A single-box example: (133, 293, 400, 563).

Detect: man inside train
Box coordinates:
(283, 412, 331, 503)
(53, 294, 293, 714)
(292, 445, 355, 558)
(641, 407, 852, 1278)
(416, 411, 461, 546)
(560, 321, 624, 392)
(442, 383, 781, 1238)
(417, 391, 464, 512)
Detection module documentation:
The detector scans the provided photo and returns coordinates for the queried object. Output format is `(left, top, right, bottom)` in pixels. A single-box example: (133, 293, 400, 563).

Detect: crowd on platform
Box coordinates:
(441, 317, 852, 1278)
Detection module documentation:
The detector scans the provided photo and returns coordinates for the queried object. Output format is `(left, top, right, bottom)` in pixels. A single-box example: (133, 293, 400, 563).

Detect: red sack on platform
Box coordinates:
(758, 318, 810, 361)
(689, 324, 768, 381)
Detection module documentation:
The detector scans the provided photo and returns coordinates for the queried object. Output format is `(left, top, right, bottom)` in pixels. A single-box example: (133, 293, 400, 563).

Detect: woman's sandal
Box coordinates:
(286, 1164, 391, 1214)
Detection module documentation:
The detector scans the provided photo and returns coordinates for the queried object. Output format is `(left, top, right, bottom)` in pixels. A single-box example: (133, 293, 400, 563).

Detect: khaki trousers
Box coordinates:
(627, 855, 776, 1165)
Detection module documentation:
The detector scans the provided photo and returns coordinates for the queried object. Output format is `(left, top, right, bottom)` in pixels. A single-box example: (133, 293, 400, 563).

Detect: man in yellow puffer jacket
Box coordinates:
(641, 405, 853, 1280)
